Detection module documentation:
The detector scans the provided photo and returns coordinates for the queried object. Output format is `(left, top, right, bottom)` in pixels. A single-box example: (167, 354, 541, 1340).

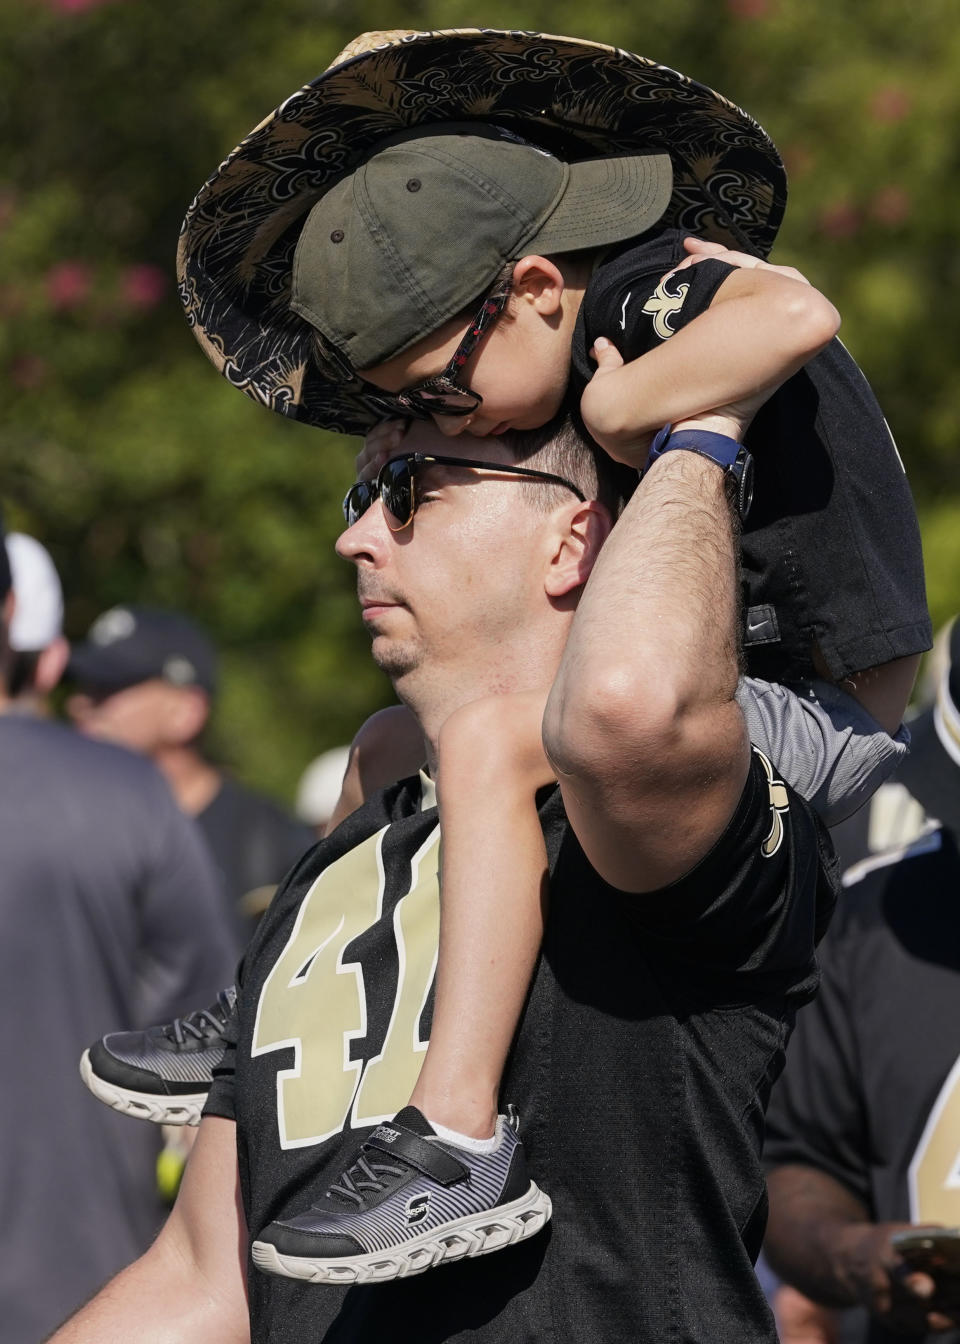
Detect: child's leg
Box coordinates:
(409, 691, 555, 1140)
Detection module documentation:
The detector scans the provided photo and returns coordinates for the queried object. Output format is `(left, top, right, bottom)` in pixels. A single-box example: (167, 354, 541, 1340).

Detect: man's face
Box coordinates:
(335, 422, 559, 704)
(67, 678, 187, 754)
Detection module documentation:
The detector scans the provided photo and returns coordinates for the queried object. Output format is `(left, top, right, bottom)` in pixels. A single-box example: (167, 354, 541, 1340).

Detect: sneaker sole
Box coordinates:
(79, 1049, 207, 1127)
(251, 1182, 552, 1285)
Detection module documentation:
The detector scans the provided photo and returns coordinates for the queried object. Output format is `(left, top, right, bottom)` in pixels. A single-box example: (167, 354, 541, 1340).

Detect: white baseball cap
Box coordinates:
(6, 533, 64, 652)
(296, 746, 350, 826)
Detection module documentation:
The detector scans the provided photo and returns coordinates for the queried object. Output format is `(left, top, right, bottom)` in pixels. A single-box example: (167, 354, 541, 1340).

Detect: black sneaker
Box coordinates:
(79, 986, 237, 1126)
(251, 1106, 551, 1285)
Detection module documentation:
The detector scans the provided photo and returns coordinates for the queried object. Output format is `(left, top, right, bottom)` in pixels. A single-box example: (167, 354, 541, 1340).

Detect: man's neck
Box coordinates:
(153, 745, 223, 817)
(400, 638, 569, 775)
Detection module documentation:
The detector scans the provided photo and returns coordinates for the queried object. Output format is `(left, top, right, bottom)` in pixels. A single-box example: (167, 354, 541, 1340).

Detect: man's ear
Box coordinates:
(544, 500, 614, 600)
(511, 255, 565, 318)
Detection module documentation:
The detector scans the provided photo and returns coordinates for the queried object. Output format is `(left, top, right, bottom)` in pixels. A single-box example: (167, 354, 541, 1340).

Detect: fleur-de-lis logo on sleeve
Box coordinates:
(641, 276, 690, 340)
(755, 748, 790, 858)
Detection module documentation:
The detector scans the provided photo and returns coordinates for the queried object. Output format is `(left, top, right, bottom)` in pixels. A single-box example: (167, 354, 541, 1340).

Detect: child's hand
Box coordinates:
(355, 417, 410, 481)
(580, 336, 655, 467)
(674, 237, 811, 286)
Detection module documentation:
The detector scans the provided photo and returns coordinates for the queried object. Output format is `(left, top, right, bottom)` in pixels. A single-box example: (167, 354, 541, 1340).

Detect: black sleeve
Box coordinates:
(622, 748, 839, 1001)
(763, 909, 873, 1208)
(570, 230, 735, 389)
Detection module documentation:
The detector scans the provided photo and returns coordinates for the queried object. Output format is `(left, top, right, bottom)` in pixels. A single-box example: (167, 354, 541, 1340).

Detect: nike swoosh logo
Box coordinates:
(619, 293, 632, 330)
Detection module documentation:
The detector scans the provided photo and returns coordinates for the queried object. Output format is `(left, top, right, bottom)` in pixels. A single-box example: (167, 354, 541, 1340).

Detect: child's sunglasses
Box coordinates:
(342, 453, 587, 531)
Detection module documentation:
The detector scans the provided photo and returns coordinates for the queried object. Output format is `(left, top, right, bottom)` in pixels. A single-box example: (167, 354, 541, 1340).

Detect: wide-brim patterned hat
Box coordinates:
(178, 28, 787, 437)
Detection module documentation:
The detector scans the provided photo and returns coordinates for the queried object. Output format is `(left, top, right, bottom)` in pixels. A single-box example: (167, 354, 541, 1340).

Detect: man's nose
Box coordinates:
(335, 501, 389, 563)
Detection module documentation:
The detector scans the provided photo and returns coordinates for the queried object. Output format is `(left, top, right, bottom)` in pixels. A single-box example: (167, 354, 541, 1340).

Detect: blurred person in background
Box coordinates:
(764, 618, 960, 1344)
(0, 518, 240, 1344)
(295, 743, 351, 835)
(4, 531, 69, 713)
(67, 605, 315, 930)
(830, 618, 959, 874)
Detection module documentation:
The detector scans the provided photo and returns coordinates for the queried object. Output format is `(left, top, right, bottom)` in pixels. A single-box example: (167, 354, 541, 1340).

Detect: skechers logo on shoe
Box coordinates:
(407, 1194, 430, 1224)
(373, 1125, 401, 1143)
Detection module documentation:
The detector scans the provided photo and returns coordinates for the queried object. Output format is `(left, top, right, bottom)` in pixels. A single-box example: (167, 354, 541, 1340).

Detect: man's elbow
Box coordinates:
(543, 664, 724, 788)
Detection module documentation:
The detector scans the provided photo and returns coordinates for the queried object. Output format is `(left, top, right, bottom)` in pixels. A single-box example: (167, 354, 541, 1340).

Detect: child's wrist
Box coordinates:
(673, 413, 743, 441)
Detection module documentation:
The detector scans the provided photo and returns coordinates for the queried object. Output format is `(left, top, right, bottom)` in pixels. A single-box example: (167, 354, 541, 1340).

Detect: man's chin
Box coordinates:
(370, 638, 422, 684)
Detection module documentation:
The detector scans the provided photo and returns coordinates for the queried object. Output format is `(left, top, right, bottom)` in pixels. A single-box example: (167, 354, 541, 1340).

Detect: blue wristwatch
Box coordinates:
(646, 424, 754, 520)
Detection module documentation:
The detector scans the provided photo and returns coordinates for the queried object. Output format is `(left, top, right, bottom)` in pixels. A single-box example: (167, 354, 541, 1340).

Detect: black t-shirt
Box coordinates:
(765, 828, 960, 1344)
(569, 229, 931, 684)
(206, 749, 838, 1343)
(197, 775, 316, 929)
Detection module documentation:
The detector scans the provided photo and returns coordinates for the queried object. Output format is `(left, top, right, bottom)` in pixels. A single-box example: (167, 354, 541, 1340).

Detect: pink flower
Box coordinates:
(119, 263, 167, 311)
(727, 0, 771, 16)
(782, 143, 814, 179)
(818, 202, 860, 240)
(870, 86, 911, 124)
(10, 355, 49, 390)
(871, 186, 911, 226)
(46, 0, 114, 12)
(0, 191, 17, 233)
(46, 261, 93, 310)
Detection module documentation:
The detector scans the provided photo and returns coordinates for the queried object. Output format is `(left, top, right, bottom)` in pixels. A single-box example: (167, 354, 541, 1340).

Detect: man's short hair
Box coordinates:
(502, 411, 637, 518)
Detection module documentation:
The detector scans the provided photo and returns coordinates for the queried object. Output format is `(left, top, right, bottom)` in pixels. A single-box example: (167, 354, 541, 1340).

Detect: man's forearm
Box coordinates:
(765, 1164, 879, 1307)
(51, 1245, 249, 1344)
(543, 428, 749, 892)
(50, 1116, 249, 1344)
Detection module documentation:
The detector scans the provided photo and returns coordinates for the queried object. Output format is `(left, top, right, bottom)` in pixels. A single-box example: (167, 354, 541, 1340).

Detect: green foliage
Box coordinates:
(3, 0, 958, 798)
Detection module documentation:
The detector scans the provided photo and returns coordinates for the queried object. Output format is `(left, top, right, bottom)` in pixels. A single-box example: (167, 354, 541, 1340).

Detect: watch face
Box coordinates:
(738, 450, 755, 520)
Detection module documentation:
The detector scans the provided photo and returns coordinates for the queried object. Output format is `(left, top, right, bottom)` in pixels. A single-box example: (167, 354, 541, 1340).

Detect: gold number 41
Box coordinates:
(251, 823, 441, 1149)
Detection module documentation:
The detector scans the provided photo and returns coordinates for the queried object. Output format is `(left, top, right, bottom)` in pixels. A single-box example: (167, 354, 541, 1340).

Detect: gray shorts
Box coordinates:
(736, 676, 908, 827)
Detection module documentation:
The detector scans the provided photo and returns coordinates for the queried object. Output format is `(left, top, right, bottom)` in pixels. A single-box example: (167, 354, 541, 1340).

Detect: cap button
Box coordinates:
(330, 229, 345, 243)
(406, 179, 422, 193)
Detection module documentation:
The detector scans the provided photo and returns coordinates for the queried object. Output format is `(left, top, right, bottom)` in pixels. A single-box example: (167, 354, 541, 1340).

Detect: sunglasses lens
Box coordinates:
(343, 482, 374, 526)
(407, 388, 479, 417)
(381, 459, 414, 527)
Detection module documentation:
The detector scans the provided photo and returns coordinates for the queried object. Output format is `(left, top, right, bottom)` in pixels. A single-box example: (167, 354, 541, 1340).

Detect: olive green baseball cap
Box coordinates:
(290, 129, 673, 370)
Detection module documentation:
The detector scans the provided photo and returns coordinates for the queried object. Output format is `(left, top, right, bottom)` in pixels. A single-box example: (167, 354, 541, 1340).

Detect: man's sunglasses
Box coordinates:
(313, 267, 513, 421)
(342, 453, 587, 531)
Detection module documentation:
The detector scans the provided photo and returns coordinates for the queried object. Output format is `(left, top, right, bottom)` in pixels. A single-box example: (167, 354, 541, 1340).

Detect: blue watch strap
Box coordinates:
(647, 423, 744, 470)
(645, 423, 755, 520)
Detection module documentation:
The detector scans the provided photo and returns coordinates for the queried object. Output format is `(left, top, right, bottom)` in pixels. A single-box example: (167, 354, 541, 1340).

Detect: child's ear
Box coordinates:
(511, 255, 565, 317)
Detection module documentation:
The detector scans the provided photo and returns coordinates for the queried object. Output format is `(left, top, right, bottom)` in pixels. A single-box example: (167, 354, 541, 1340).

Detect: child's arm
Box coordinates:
(579, 251, 840, 468)
(408, 691, 555, 1139)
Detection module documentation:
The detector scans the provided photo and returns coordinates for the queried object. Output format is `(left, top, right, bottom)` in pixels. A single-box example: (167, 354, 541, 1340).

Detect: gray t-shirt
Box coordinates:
(0, 715, 240, 1343)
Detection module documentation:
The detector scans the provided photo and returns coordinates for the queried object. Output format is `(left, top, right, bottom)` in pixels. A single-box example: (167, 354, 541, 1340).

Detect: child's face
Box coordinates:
(359, 257, 584, 439)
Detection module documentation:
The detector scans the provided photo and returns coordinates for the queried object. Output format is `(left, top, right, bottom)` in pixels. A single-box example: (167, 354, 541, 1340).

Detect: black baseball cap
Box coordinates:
(292, 128, 673, 371)
(68, 606, 217, 696)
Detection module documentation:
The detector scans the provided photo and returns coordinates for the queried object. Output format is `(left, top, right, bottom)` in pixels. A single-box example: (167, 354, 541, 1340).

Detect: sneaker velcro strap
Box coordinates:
(363, 1125, 468, 1186)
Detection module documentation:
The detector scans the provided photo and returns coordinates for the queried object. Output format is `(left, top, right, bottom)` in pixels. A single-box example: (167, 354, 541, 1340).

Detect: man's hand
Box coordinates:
(836, 1221, 960, 1333)
(774, 1285, 840, 1344)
